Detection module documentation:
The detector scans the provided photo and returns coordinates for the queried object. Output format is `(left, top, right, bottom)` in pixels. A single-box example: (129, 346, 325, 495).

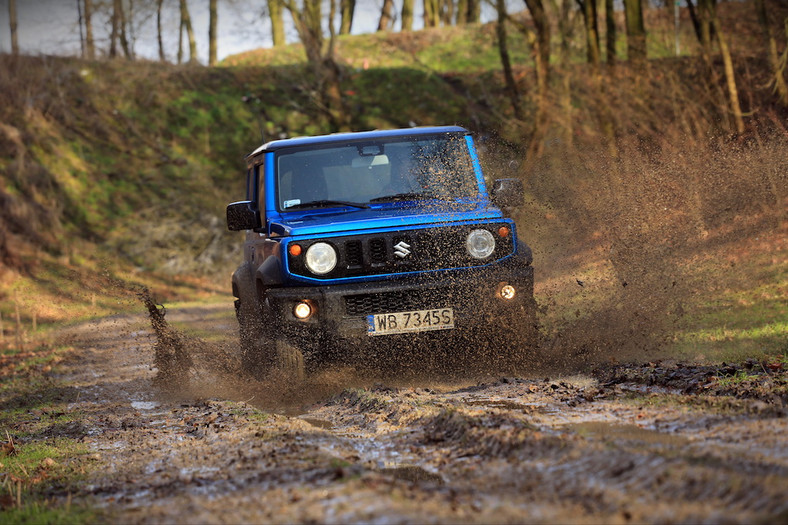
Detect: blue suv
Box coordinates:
(227, 126, 537, 379)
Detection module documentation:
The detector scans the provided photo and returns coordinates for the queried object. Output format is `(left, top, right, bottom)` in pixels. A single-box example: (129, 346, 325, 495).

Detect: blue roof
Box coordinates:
(247, 126, 469, 158)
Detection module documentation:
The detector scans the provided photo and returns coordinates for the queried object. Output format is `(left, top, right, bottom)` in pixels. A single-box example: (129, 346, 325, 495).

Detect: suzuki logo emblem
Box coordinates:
(393, 241, 411, 258)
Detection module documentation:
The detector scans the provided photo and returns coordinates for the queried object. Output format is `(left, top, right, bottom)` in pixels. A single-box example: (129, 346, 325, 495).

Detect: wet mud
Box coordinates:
(45, 302, 788, 523)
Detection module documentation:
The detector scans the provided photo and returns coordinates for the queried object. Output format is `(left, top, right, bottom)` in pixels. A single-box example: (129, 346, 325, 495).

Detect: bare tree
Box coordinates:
(440, 0, 455, 26)
(547, 0, 579, 146)
(110, 0, 132, 58)
(754, 0, 788, 106)
(378, 0, 395, 31)
(685, 0, 713, 54)
(424, 0, 440, 28)
(577, 0, 600, 68)
(457, 0, 468, 24)
(179, 0, 198, 63)
(84, 0, 96, 59)
(269, 0, 285, 46)
(157, 0, 165, 61)
(467, 0, 481, 23)
(8, 0, 19, 55)
(401, 0, 414, 31)
(78, 0, 85, 57)
(624, 0, 646, 64)
(456, 0, 480, 24)
(523, 0, 550, 153)
(605, 0, 615, 66)
(209, 0, 217, 65)
(495, 0, 522, 119)
(710, 9, 744, 133)
(522, 0, 550, 98)
(339, 0, 355, 35)
(688, 0, 744, 133)
(110, 0, 120, 57)
(282, 0, 350, 131)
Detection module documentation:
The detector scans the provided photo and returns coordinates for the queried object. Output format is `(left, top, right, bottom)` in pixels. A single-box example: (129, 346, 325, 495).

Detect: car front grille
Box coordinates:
(344, 288, 450, 316)
(287, 223, 514, 280)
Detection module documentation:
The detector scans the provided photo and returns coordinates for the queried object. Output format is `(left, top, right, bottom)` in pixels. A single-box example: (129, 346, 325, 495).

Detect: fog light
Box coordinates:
(499, 284, 516, 300)
(293, 301, 313, 319)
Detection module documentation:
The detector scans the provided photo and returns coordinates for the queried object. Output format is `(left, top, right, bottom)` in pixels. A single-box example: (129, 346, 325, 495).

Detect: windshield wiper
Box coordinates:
(285, 199, 370, 210)
(369, 192, 449, 203)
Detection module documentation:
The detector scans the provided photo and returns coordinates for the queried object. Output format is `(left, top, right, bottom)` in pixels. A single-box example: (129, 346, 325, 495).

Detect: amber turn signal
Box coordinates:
(289, 244, 302, 256)
(498, 226, 510, 237)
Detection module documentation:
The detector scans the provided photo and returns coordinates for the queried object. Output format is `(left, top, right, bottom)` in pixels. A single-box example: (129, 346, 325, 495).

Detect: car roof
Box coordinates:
(246, 125, 470, 159)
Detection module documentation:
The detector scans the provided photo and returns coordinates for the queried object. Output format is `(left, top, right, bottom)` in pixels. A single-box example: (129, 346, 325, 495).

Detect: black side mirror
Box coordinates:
(226, 201, 261, 231)
(491, 178, 524, 209)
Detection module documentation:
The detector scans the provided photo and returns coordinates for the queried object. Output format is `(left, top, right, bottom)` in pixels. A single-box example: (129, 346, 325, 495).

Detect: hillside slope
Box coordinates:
(0, 3, 786, 353)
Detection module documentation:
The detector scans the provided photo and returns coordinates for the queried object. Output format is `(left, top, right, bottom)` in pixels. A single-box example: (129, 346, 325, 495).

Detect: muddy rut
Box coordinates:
(55, 303, 787, 524)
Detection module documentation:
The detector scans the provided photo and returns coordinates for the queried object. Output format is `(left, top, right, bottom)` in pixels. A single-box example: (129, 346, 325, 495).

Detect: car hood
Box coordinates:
(268, 203, 504, 237)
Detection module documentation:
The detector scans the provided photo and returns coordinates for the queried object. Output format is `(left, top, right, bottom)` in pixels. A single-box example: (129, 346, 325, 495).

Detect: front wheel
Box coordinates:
(235, 264, 271, 378)
(490, 299, 542, 375)
(272, 339, 305, 383)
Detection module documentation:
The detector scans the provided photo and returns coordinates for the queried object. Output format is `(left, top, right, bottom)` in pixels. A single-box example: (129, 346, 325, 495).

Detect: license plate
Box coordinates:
(367, 308, 454, 336)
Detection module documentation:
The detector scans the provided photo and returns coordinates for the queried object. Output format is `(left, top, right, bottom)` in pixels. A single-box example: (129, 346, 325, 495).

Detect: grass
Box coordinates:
(0, 344, 102, 522)
(0, 438, 99, 523)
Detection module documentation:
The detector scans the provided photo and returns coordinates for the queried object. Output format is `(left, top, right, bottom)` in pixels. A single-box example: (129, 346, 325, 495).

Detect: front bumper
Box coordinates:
(263, 255, 534, 346)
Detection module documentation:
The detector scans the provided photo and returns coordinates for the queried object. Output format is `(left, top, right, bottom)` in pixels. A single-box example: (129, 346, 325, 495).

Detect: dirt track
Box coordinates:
(54, 303, 787, 524)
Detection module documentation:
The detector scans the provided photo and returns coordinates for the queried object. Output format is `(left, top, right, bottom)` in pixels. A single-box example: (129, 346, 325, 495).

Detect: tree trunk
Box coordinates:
(378, 0, 394, 31)
(456, 0, 468, 24)
(755, 0, 788, 106)
(441, 0, 454, 26)
(209, 0, 218, 65)
(401, 0, 414, 31)
(339, 0, 354, 35)
(547, 0, 575, 146)
(495, 0, 522, 120)
(696, 0, 715, 55)
(424, 0, 440, 28)
(180, 0, 198, 63)
(624, 0, 647, 64)
(524, 0, 550, 93)
(578, 0, 601, 69)
(157, 0, 165, 61)
(177, 16, 184, 64)
(711, 13, 745, 133)
(78, 0, 85, 57)
(269, 0, 286, 45)
(605, 0, 616, 66)
(467, 0, 481, 23)
(116, 0, 131, 59)
(8, 0, 18, 55)
(523, 0, 551, 158)
(106, 0, 131, 59)
(84, 0, 95, 59)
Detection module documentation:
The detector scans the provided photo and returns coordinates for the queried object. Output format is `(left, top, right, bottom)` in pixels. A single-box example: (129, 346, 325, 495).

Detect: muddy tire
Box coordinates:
(492, 299, 541, 374)
(235, 263, 271, 377)
(273, 339, 305, 383)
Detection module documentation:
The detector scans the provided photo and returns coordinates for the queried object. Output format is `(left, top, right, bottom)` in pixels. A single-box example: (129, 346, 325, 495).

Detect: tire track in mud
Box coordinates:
(54, 301, 788, 524)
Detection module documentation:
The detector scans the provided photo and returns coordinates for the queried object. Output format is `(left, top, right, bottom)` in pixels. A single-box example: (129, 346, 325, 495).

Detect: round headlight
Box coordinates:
(466, 229, 496, 259)
(305, 242, 337, 275)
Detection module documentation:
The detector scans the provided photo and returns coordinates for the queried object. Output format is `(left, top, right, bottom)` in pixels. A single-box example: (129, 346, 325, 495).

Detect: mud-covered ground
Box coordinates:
(32, 301, 785, 524)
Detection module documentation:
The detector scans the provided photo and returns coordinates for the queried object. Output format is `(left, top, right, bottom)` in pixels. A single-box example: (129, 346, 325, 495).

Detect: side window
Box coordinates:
(246, 168, 256, 202)
(255, 163, 264, 209)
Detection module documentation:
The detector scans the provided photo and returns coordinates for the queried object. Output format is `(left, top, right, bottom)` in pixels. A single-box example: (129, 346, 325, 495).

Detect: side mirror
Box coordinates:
(226, 201, 261, 231)
(490, 178, 524, 209)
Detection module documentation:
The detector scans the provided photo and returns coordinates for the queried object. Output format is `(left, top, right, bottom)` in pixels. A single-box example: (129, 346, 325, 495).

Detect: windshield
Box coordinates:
(275, 134, 479, 211)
